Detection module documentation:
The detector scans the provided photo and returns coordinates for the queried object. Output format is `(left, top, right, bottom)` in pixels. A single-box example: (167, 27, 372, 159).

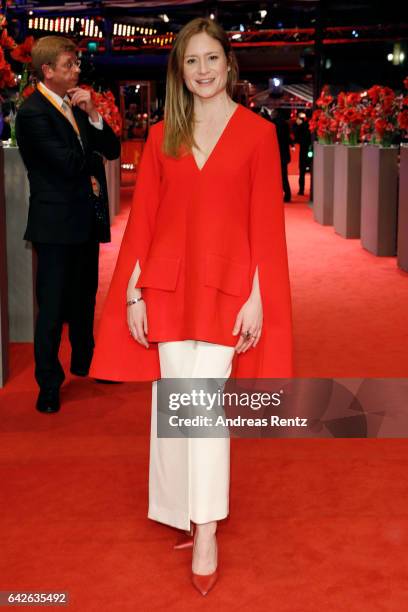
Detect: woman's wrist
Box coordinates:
(127, 288, 142, 301)
(248, 291, 261, 304)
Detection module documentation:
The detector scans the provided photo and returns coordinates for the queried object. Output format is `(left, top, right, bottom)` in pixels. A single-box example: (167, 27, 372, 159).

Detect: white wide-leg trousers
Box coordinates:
(148, 340, 235, 531)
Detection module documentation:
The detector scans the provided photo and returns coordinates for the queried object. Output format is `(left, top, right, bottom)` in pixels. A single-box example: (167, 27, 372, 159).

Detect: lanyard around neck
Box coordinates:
(37, 83, 81, 137)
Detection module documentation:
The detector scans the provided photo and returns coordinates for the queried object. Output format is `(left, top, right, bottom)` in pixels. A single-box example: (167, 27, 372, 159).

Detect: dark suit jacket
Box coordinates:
(15, 89, 120, 244)
(271, 116, 291, 165)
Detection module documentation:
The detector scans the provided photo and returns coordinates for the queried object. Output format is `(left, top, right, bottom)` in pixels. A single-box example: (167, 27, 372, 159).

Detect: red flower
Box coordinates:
(397, 110, 408, 131)
(11, 36, 34, 64)
(374, 118, 388, 137)
(1, 28, 15, 50)
(81, 86, 122, 136)
(22, 84, 35, 99)
(346, 92, 361, 106)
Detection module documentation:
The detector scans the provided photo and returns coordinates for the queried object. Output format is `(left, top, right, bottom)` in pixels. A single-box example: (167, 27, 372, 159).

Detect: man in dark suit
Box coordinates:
(16, 36, 120, 413)
(269, 108, 292, 203)
(293, 112, 312, 196)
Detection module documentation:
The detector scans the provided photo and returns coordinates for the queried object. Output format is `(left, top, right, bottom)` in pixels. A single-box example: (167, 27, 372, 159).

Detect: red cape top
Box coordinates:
(90, 104, 293, 381)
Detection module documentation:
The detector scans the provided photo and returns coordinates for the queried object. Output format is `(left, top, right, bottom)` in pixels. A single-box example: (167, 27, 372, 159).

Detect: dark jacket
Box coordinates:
(271, 115, 292, 165)
(16, 89, 120, 244)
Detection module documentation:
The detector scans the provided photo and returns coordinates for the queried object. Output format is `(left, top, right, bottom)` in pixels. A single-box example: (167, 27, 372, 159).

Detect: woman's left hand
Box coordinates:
(232, 295, 263, 353)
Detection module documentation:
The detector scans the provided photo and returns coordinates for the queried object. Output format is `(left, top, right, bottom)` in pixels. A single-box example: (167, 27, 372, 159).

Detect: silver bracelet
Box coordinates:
(126, 296, 144, 307)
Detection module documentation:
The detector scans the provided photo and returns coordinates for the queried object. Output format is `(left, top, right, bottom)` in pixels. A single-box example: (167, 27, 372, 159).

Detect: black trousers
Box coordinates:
(299, 149, 309, 194)
(32, 240, 99, 390)
(281, 160, 291, 201)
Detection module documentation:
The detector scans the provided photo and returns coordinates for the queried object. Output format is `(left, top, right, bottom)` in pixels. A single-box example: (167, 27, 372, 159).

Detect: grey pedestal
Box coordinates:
(4, 146, 36, 342)
(312, 143, 335, 225)
(397, 145, 408, 272)
(360, 145, 399, 257)
(0, 146, 10, 387)
(333, 145, 362, 238)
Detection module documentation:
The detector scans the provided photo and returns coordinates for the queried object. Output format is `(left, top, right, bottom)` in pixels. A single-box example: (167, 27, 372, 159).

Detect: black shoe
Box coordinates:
(70, 367, 89, 377)
(36, 389, 60, 414)
(284, 196, 291, 203)
(297, 190, 304, 196)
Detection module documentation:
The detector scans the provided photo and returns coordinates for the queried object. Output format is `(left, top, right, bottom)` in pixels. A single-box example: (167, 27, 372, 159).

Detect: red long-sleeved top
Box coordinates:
(90, 104, 293, 381)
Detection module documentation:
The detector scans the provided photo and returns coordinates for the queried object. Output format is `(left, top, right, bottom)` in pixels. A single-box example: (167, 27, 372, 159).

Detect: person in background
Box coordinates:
(16, 36, 120, 414)
(293, 111, 312, 196)
(269, 107, 292, 202)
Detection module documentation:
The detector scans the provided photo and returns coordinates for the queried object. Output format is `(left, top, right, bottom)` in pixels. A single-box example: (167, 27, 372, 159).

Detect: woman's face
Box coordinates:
(182, 31, 229, 101)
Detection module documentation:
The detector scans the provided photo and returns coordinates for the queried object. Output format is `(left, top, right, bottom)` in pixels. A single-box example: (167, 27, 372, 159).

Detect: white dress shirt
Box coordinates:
(39, 82, 104, 133)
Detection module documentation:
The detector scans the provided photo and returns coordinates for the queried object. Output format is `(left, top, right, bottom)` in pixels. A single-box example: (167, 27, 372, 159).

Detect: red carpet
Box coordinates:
(1, 176, 408, 610)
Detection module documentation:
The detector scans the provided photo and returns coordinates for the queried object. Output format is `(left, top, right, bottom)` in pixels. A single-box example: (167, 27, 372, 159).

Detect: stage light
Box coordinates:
(400, 52, 405, 62)
(239, 24, 245, 32)
(259, 10, 267, 19)
(160, 14, 169, 23)
(387, 53, 393, 61)
(210, 13, 215, 20)
(29, 10, 33, 16)
(87, 41, 98, 52)
(272, 78, 281, 87)
(231, 33, 242, 40)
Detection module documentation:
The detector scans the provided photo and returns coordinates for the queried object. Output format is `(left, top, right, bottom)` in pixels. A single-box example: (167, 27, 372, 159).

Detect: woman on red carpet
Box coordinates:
(90, 17, 293, 595)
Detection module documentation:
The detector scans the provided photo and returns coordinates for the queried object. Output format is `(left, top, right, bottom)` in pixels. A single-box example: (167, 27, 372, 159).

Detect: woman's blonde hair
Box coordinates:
(163, 17, 238, 157)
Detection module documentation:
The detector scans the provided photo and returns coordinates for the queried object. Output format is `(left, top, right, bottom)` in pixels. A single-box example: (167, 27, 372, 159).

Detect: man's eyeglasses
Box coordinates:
(48, 59, 81, 70)
(61, 59, 81, 70)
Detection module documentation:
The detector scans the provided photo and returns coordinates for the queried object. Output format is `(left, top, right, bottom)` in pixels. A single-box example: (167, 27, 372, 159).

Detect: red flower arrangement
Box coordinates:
(11, 36, 34, 64)
(310, 80, 408, 147)
(0, 47, 16, 89)
(335, 91, 364, 145)
(0, 15, 17, 95)
(359, 85, 399, 146)
(309, 85, 338, 144)
(397, 76, 408, 137)
(81, 85, 122, 137)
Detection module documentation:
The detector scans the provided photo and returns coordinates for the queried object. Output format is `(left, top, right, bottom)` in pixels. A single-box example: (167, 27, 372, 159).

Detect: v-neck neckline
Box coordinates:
(191, 103, 241, 173)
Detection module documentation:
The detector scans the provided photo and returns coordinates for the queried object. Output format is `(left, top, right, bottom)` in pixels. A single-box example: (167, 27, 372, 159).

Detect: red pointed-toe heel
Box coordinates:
(191, 530, 218, 595)
(173, 523, 194, 550)
(191, 570, 218, 596)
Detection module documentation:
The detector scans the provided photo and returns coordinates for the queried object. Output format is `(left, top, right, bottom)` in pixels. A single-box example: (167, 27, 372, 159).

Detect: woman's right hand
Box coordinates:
(127, 298, 149, 348)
